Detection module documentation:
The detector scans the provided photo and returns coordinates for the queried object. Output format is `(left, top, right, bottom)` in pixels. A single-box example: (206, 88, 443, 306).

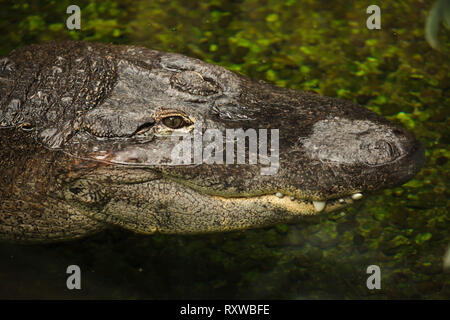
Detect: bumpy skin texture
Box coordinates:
(0, 41, 424, 243)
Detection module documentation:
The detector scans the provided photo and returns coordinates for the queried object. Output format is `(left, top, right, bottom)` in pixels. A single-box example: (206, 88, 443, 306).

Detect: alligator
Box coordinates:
(0, 41, 424, 243)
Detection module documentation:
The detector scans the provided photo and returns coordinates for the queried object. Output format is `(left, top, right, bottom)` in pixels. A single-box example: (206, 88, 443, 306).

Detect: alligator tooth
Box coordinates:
(275, 192, 284, 198)
(351, 193, 363, 200)
(312, 201, 326, 212)
(338, 198, 345, 203)
(290, 196, 295, 201)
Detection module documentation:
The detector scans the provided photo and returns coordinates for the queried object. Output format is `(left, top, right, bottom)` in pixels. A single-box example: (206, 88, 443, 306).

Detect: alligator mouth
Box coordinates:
(160, 173, 365, 216)
(208, 192, 362, 215)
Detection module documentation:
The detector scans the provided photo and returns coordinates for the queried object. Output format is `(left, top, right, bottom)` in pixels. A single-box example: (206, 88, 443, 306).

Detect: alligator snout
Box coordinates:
(301, 116, 422, 168)
(283, 103, 425, 200)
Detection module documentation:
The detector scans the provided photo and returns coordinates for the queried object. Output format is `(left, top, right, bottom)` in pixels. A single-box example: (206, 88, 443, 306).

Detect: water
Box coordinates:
(0, 0, 448, 299)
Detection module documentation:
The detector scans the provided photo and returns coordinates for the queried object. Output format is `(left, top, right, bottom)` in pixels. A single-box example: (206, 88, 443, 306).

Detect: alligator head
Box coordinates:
(0, 41, 424, 241)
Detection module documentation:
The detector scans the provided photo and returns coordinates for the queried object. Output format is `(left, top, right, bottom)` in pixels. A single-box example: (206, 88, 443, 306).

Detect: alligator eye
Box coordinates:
(161, 116, 190, 129)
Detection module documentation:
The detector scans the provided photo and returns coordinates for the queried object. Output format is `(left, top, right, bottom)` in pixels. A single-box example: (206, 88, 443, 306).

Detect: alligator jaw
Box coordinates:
(209, 192, 363, 215)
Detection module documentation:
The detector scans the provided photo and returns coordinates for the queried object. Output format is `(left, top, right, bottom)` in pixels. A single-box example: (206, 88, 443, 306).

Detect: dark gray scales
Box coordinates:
(0, 42, 117, 147)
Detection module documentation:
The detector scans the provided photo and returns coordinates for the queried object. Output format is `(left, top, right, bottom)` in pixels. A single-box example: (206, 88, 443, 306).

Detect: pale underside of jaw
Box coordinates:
(161, 175, 364, 215)
(210, 192, 364, 215)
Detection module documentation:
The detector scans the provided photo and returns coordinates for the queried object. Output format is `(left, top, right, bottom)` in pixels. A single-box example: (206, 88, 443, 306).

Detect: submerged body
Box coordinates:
(0, 41, 424, 242)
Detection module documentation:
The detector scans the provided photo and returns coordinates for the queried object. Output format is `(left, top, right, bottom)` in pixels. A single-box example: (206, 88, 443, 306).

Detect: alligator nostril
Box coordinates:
(376, 140, 394, 158)
(361, 139, 400, 165)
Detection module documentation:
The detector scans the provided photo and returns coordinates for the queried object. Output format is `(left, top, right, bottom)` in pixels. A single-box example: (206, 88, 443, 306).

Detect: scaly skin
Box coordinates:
(0, 41, 424, 243)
